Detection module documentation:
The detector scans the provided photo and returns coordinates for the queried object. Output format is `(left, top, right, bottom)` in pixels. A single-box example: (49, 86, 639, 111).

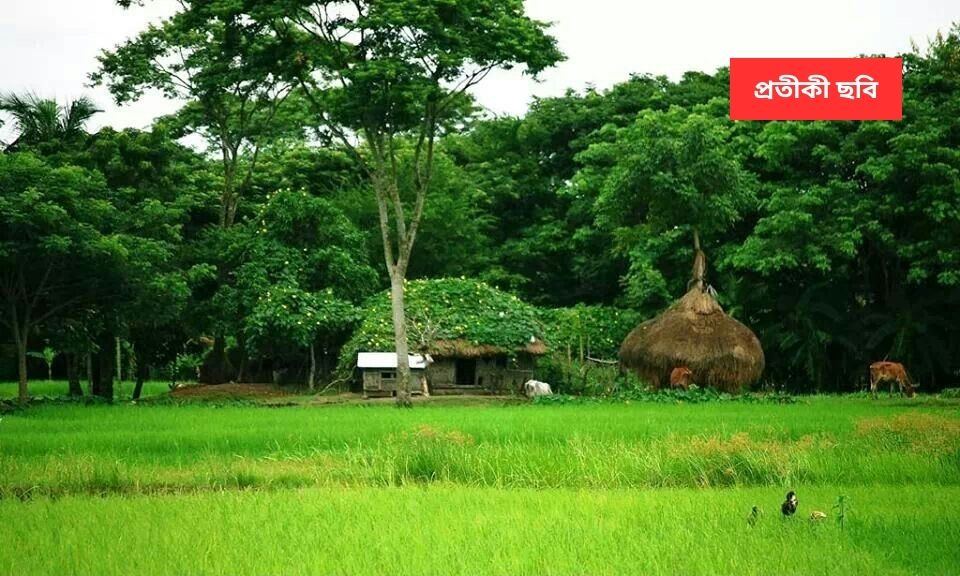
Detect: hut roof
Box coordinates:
(428, 338, 547, 358)
(357, 353, 428, 370)
(618, 288, 764, 393)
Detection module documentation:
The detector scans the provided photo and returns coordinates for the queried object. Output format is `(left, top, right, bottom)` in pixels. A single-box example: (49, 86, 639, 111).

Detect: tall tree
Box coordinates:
(586, 106, 756, 312)
(79, 127, 205, 399)
(92, 2, 295, 228)
(93, 0, 300, 383)
(236, 189, 377, 388)
(255, 0, 562, 404)
(0, 153, 121, 401)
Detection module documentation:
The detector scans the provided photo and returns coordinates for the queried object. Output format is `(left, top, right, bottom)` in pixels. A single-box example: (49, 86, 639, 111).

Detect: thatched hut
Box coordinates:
(619, 242, 764, 393)
(340, 278, 547, 396)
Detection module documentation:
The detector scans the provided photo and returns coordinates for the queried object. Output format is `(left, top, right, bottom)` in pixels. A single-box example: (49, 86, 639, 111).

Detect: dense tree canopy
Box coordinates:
(3, 18, 959, 397)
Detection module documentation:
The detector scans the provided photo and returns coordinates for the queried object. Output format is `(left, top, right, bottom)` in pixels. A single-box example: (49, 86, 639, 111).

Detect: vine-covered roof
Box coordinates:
(339, 278, 545, 370)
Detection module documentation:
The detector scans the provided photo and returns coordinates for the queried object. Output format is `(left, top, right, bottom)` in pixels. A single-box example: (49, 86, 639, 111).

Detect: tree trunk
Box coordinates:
(132, 361, 148, 400)
(308, 342, 316, 392)
(115, 337, 122, 385)
(91, 334, 114, 400)
(235, 336, 247, 383)
(199, 336, 231, 384)
(86, 352, 93, 388)
(67, 353, 83, 397)
(390, 273, 412, 407)
(236, 357, 246, 384)
(690, 227, 706, 292)
(16, 338, 28, 403)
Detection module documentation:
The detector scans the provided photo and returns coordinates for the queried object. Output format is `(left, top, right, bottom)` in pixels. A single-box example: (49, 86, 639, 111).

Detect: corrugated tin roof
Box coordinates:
(357, 352, 427, 370)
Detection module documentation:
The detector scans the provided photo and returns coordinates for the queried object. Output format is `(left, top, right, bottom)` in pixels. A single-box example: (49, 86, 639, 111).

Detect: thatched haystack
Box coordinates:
(619, 287, 764, 393)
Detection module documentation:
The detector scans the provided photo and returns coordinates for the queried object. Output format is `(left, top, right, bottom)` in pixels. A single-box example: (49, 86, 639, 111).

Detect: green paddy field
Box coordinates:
(1, 394, 958, 575)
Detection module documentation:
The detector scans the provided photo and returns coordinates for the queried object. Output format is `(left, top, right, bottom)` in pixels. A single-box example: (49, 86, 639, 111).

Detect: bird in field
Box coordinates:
(810, 511, 827, 522)
(781, 491, 798, 517)
(747, 505, 762, 527)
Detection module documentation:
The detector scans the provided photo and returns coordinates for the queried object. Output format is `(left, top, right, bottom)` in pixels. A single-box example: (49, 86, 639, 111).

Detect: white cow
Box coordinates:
(523, 380, 553, 398)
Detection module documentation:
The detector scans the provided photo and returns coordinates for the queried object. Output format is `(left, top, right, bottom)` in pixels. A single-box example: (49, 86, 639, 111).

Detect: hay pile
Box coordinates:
(618, 287, 764, 393)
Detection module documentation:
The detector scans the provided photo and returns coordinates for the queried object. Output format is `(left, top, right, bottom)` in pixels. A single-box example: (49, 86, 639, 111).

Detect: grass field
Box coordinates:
(0, 379, 171, 399)
(1, 393, 958, 574)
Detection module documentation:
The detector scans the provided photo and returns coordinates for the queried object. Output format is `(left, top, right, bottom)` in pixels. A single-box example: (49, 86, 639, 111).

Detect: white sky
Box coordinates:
(1, 0, 958, 138)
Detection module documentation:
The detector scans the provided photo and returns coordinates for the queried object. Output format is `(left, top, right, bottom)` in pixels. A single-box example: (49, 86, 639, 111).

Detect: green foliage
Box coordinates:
(262, 0, 563, 137)
(160, 352, 204, 386)
(540, 305, 641, 359)
(245, 286, 360, 352)
(26, 347, 57, 367)
(339, 278, 543, 372)
(585, 107, 756, 309)
(236, 188, 377, 356)
(0, 153, 122, 345)
(0, 93, 100, 154)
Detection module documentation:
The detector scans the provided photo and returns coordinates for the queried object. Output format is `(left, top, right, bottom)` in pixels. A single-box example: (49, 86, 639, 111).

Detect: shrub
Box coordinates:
(539, 305, 641, 360)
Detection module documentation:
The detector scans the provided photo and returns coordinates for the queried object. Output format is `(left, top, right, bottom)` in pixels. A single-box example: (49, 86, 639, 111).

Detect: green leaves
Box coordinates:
(0, 94, 101, 154)
(539, 305, 641, 360)
(339, 278, 543, 372)
(592, 108, 755, 237)
(236, 188, 378, 356)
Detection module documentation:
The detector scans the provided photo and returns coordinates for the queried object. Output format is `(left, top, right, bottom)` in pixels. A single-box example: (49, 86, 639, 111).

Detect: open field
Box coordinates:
(1, 396, 958, 574)
(3, 485, 958, 576)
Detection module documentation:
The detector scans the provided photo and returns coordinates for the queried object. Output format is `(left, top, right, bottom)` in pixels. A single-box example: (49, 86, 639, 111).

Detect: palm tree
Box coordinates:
(0, 93, 101, 151)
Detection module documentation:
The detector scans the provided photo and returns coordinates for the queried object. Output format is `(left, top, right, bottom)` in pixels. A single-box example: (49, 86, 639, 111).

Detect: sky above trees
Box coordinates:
(1, 0, 957, 143)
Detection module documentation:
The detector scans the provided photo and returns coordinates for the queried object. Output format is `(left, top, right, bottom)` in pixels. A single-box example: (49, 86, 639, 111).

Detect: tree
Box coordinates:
(586, 106, 756, 311)
(0, 153, 121, 402)
(77, 127, 207, 399)
(93, 0, 302, 384)
(445, 71, 730, 307)
(237, 189, 377, 389)
(256, 0, 562, 405)
(92, 2, 297, 228)
(729, 28, 960, 388)
(0, 93, 101, 153)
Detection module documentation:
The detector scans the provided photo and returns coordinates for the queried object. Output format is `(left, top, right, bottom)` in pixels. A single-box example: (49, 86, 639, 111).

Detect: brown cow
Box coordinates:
(869, 361, 916, 398)
(670, 367, 694, 390)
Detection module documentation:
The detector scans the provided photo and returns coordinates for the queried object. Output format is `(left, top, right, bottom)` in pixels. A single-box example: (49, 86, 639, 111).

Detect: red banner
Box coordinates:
(729, 58, 902, 120)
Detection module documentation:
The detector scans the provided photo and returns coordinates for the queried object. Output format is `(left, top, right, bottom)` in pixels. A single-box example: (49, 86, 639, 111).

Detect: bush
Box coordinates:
(539, 305, 641, 360)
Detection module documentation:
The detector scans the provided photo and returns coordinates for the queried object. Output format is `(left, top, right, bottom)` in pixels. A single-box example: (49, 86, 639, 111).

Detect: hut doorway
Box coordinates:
(455, 359, 477, 386)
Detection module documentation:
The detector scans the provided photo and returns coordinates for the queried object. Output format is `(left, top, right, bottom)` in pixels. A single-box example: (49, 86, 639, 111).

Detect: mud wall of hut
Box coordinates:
(427, 355, 536, 394)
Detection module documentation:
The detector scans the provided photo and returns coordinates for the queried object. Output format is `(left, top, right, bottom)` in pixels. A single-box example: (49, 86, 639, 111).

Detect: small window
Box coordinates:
(381, 371, 396, 379)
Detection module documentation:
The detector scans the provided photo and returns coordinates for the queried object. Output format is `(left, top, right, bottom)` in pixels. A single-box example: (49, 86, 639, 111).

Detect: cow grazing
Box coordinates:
(669, 367, 694, 390)
(523, 380, 553, 398)
(869, 361, 916, 398)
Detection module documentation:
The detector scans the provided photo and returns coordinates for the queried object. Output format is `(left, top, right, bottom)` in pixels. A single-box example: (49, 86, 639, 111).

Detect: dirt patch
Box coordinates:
(170, 383, 294, 399)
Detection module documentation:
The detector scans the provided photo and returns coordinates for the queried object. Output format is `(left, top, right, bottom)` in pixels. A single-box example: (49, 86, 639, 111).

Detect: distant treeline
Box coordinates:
(2, 25, 958, 395)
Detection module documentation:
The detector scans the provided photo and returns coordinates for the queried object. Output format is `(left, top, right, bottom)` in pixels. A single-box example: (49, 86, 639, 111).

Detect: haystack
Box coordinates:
(618, 245, 764, 393)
